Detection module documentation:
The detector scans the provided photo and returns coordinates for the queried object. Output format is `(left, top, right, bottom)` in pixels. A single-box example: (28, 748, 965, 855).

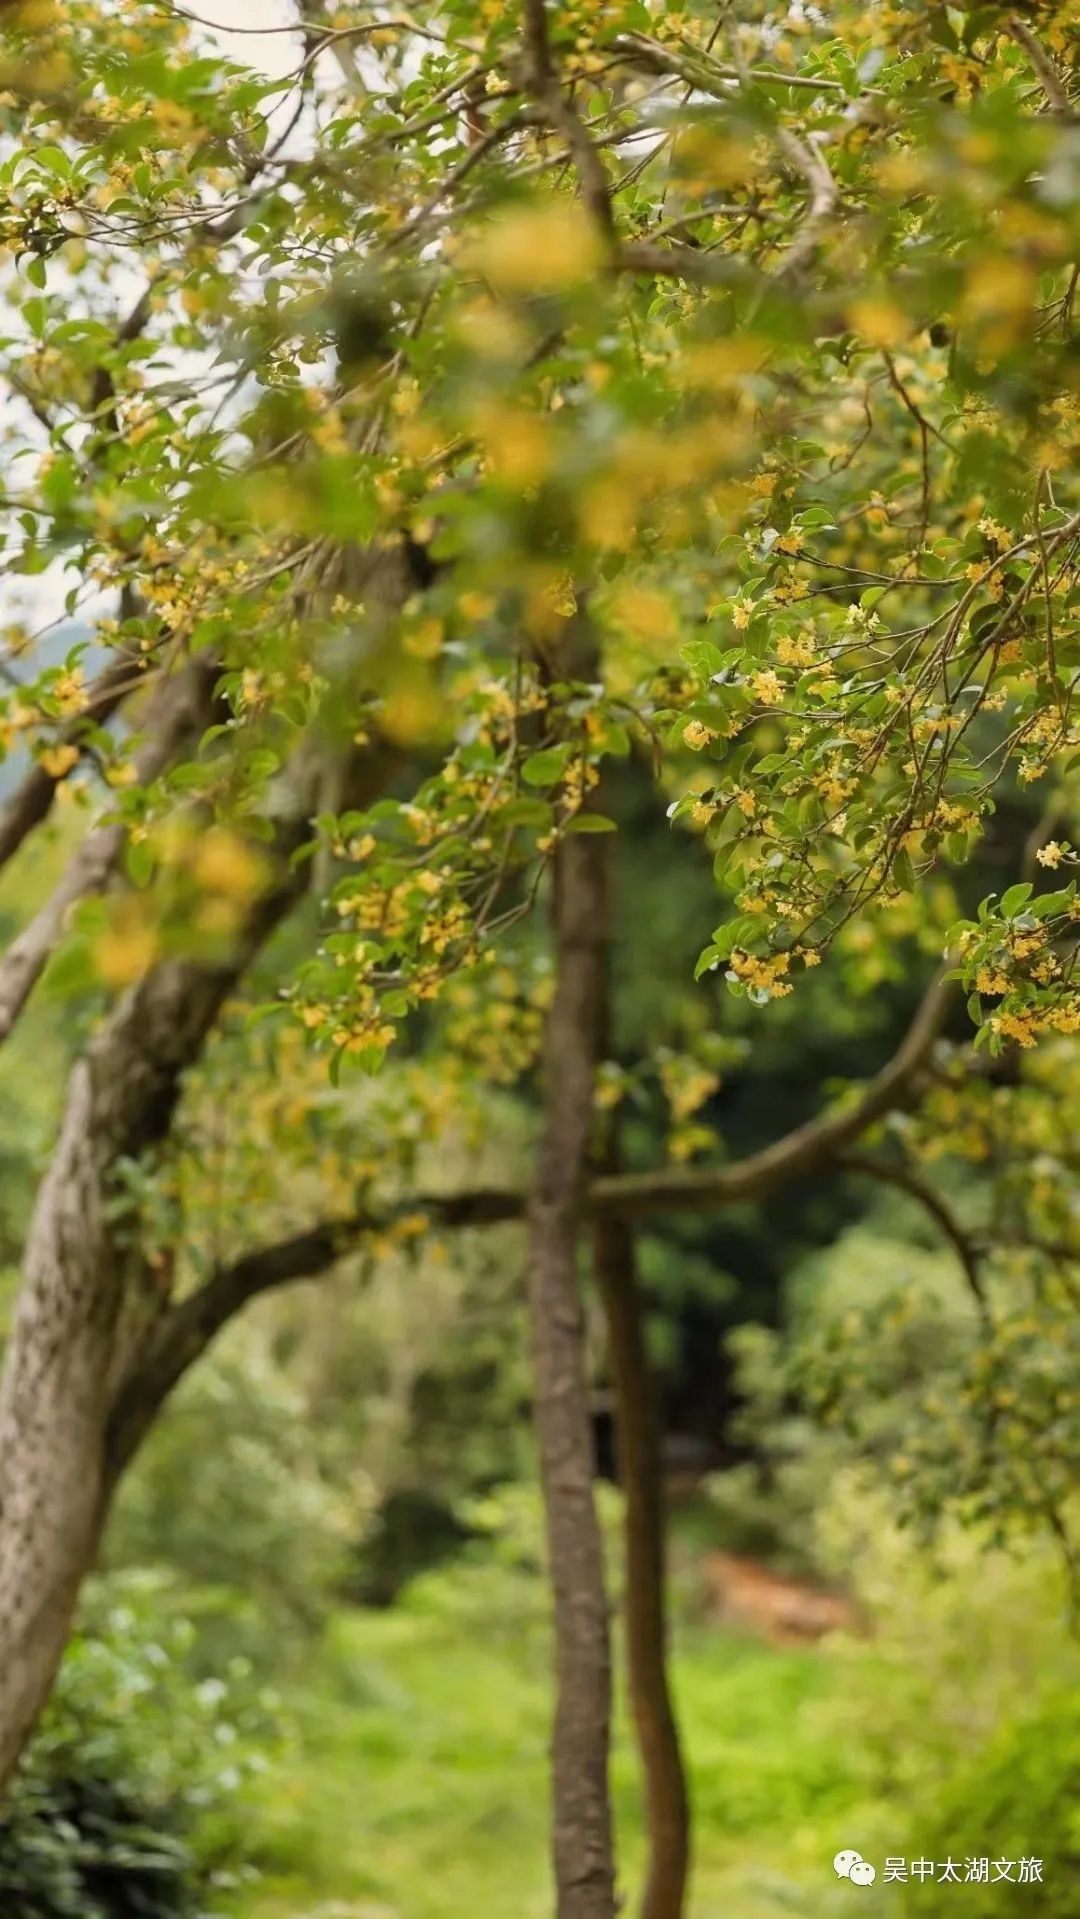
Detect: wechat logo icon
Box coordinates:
(835, 1850, 877, 1887)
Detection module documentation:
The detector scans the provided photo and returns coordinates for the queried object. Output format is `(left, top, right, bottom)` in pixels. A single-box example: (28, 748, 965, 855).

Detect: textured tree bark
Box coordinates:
(0, 917, 306, 1790)
(0, 736, 395, 1795)
(0, 979, 250, 1789)
(595, 1208, 690, 1919)
(526, 773, 617, 1917)
(0, 1052, 115, 1792)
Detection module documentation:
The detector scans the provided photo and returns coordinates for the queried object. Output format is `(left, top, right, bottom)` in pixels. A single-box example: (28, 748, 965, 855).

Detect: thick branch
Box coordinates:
(522, 0, 615, 242)
(1007, 16, 1071, 114)
(524, 606, 617, 1919)
(0, 725, 398, 1789)
(771, 125, 838, 281)
(522, 0, 553, 92)
(108, 966, 955, 1459)
(615, 242, 741, 290)
(106, 1187, 519, 1470)
(596, 1181, 689, 1917)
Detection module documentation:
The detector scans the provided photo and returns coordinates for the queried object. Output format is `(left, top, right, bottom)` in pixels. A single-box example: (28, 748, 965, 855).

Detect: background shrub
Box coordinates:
(0, 1571, 271, 1919)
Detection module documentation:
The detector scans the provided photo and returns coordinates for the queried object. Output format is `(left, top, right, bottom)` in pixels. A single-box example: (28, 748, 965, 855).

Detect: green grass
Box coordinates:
(228, 1565, 901, 1919)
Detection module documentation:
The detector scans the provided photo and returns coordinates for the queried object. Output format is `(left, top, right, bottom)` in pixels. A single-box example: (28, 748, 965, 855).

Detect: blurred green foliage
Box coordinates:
(188, 1481, 1076, 1919)
(912, 1705, 1080, 1917)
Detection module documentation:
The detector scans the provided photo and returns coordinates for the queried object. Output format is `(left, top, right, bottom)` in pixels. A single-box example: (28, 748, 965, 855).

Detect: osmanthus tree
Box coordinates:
(0, 0, 1077, 1914)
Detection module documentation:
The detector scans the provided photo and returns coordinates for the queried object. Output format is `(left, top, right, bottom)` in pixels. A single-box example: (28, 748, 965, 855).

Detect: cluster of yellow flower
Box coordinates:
(727, 949, 793, 999)
(775, 628, 816, 668)
(420, 899, 471, 958)
(751, 669, 783, 707)
(990, 1001, 1080, 1048)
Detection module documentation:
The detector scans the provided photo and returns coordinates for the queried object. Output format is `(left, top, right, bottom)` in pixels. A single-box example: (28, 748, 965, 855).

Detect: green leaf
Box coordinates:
(41, 936, 97, 1000)
(564, 813, 616, 833)
(600, 720, 631, 757)
(502, 797, 553, 827)
(893, 847, 915, 893)
(522, 744, 572, 786)
(1001, 882, 1033, 917)
(125, 838, 155, 888)
(680, 639, 723, 680)
(32, 144, 71, 178)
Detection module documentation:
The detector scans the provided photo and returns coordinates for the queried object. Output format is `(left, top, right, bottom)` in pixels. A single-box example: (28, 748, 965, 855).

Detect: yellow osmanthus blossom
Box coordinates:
(191, 830, 267, 900)
(608, 584, 680, 648)
(976, 968, 1010, 996)
(752, 669, 783, 707)
(776, 630, 816, 668)
(849, 297, 908, 348)
(94, 911, 159, 988)
(728, 949, 793, 998)
(991, 1011, 1040, 1048)
(39, 743, 79, 779)
(468, 201, 604, 294)
(474, 405, 553, 490)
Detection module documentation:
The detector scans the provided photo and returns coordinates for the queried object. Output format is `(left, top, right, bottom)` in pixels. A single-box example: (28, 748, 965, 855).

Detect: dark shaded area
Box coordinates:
(343, 1487, 478, 1608)
(0, 1774, 196, 1919)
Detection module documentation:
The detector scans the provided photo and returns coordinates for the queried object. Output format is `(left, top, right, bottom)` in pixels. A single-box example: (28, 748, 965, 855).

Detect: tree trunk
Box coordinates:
(596, 1210, 690, 1919)
(0, 935, 303, 1788)
(0, 736, 395, 1795)
(0, 1053, 116, 1787)
(527, 787, 617, 1919)
(592, 773, 689, 1919)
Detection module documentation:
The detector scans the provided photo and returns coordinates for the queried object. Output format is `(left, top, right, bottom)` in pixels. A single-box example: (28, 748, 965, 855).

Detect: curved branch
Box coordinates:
(771, 125, 838, 282)
(835, 1151, 989, 1320)
(609, 32, 862, 97)
(590, 966, 953, 1218)
(107, 968, 956, 1461)
(106, 1187, 520, 1472)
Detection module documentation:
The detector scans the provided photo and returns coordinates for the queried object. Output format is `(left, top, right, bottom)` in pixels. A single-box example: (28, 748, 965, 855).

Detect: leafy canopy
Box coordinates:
(0, 0, 1077, 1070)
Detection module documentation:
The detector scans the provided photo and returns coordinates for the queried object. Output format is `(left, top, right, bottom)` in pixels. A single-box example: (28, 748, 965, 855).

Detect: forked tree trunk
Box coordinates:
(0, 938, 299, 1791)
(526, 771, 617, 1917)
(0, 964, 244, 1790)
(0, 735, 394, 1796)
(596, 1208, 690, 1919)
